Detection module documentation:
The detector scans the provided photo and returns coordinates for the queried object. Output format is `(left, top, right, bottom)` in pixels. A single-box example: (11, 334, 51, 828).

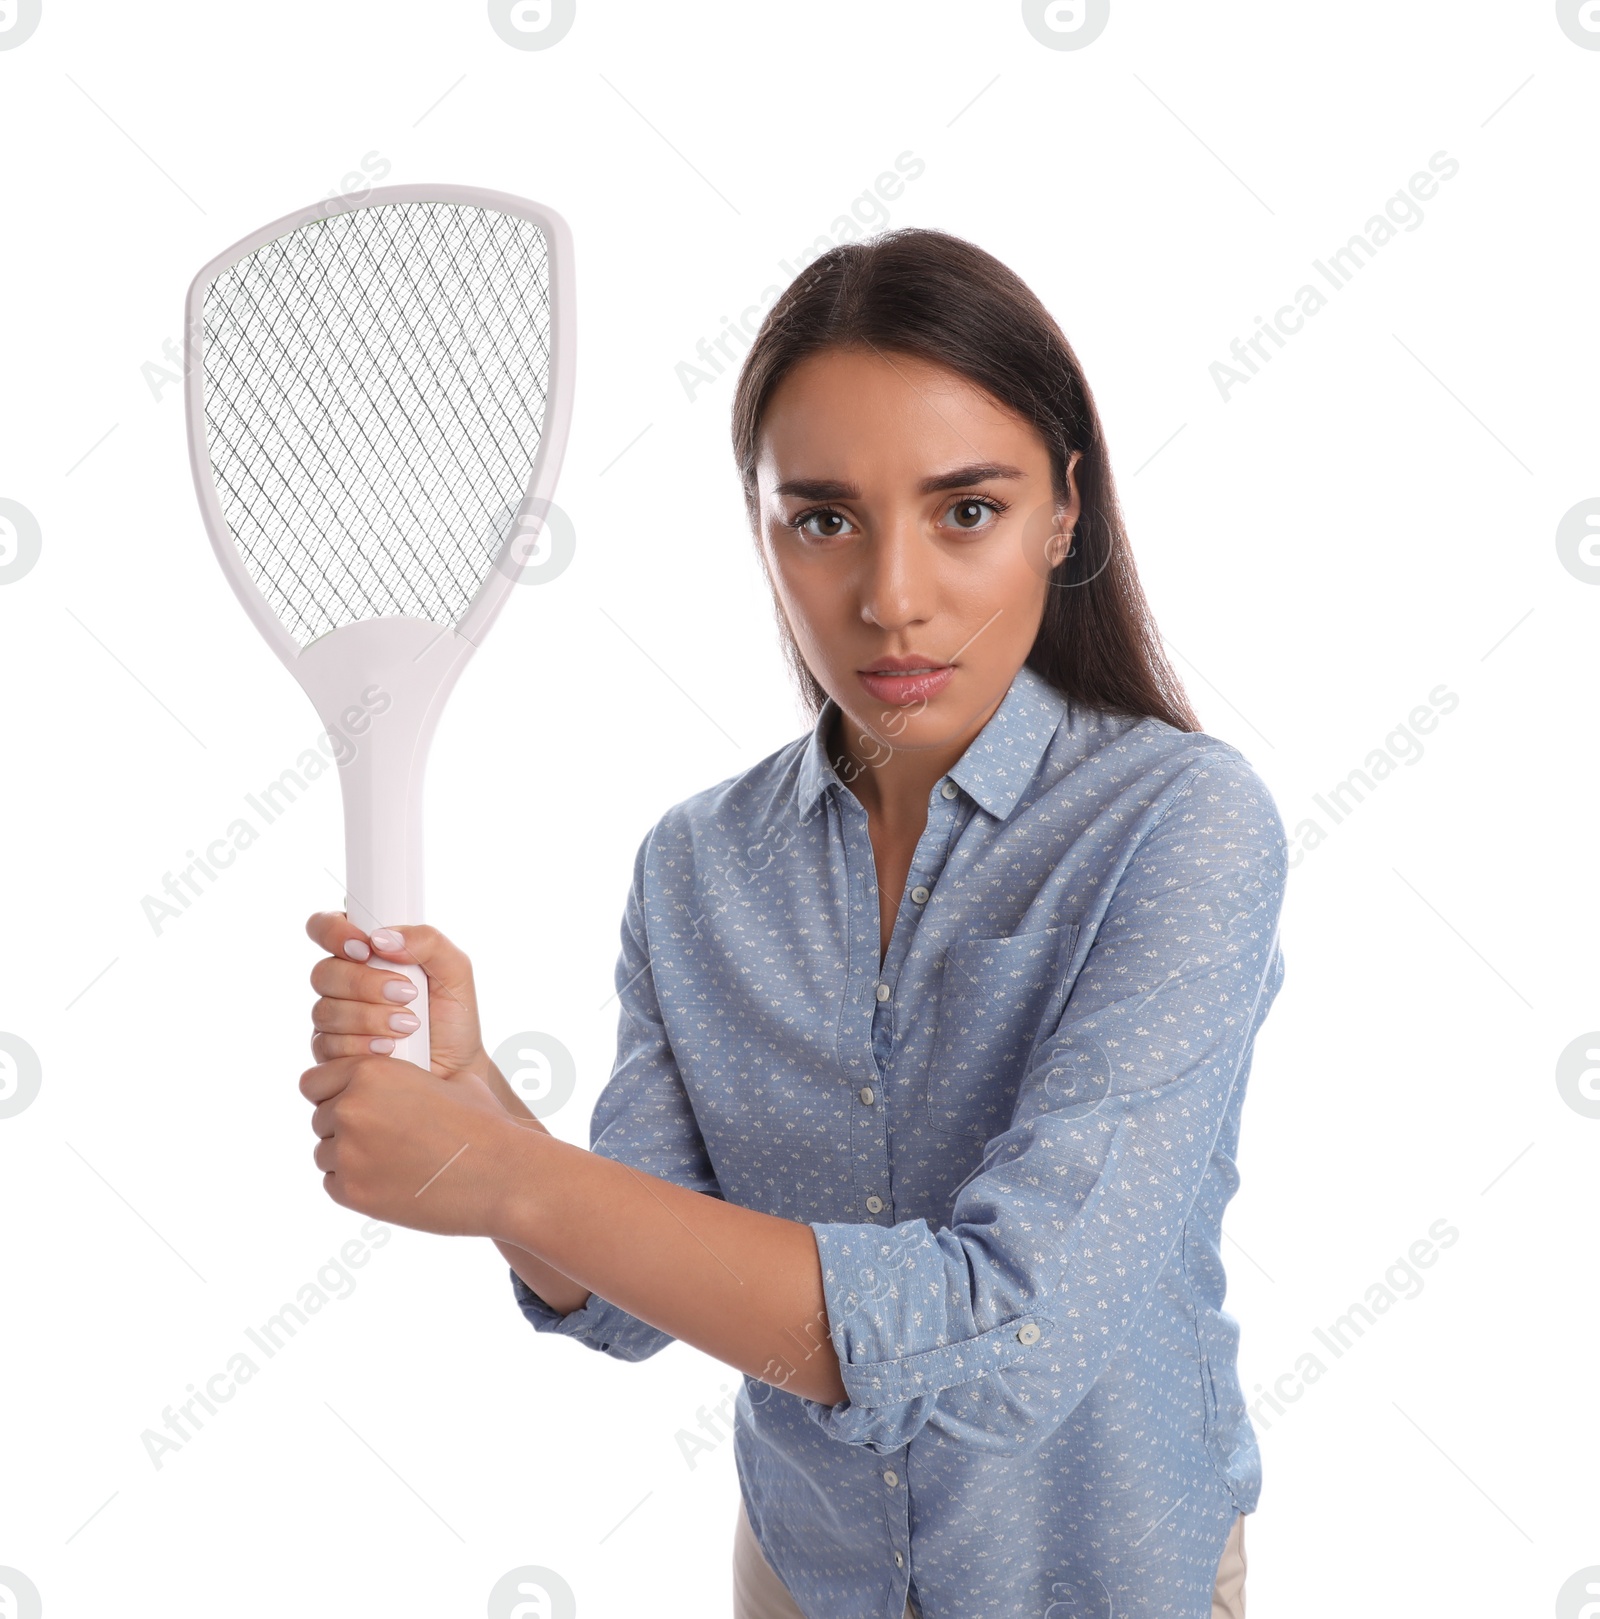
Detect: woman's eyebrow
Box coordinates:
(919, 462, 1027, 494)
(773, 463, 1028, 501)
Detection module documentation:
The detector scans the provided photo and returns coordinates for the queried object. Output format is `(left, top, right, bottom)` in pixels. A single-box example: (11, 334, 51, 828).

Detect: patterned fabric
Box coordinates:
(513, 663, 1288, 1618)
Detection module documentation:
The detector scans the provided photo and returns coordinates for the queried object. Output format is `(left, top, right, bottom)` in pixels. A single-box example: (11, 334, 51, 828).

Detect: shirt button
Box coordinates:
(895, 1552, 905, 1568)
(940, 782, 957, 799)
(865, 1195, 885, 1214)
(1017, 1322, 1041, 1345)
(883, 1469, 899, 1488)
(859, 1086, 875, 1105)
(910, 885, 930, 904)
(875, 983, 891, 1002)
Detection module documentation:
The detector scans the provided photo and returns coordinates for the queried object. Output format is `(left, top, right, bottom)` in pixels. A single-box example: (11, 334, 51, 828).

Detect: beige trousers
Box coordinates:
(733, 1497, 1246, 1619)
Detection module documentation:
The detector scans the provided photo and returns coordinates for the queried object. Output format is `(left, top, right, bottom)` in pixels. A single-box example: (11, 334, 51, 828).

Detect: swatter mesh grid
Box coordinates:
(200, 202, 551, 646)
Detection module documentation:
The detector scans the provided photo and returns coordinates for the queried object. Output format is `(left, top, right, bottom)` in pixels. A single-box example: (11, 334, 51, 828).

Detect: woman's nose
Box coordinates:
(858, 522, 934, 630)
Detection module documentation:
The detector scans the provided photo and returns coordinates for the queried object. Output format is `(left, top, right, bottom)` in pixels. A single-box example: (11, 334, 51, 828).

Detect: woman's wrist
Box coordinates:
(483, 1116, 558, 1248)
(486, 1128, 593, 1316)
(475, 1051, 546, 1124)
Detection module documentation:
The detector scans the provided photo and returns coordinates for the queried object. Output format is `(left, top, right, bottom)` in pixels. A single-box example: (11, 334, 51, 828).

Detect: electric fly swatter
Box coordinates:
(185, 185, 574, 1070)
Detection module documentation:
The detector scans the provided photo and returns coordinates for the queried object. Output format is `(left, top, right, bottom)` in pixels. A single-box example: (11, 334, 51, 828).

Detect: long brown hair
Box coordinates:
(730, 227, 1200, 734)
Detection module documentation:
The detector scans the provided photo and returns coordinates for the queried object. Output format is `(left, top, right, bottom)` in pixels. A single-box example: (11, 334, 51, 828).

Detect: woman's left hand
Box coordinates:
(300, 1053, 524, 1237)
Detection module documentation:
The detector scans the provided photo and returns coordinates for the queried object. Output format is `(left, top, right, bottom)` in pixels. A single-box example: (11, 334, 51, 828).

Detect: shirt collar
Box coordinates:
(795, 662, 1068, 822)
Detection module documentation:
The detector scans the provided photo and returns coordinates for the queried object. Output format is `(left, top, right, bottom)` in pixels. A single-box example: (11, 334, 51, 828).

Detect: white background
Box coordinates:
(1, 2, 1597, 1614)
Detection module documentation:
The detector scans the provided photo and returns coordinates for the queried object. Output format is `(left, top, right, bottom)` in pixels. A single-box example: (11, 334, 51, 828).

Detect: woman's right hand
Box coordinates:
(303, 911, 585, 1311)
(304, 912, 497, 1087)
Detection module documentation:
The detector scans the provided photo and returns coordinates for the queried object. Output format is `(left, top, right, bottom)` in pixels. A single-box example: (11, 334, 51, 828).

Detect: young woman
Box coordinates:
(300, 229, 1285, 1619)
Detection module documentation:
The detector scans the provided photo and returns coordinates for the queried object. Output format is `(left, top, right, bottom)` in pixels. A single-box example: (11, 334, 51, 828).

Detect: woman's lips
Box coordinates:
(856, 665, 955, 706)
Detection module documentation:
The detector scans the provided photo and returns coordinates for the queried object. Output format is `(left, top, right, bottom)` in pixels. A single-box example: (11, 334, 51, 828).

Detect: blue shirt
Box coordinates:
(513, 662, 1287, 1618)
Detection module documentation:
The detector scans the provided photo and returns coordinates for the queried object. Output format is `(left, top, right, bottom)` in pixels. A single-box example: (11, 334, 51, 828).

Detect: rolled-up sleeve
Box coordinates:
(802, 752, 1287, 1453)
(512, 820, 723, 1359)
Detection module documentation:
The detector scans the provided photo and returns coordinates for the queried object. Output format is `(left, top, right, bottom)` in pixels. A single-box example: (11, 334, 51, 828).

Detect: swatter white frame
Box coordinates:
(184, 184, 575, 1068)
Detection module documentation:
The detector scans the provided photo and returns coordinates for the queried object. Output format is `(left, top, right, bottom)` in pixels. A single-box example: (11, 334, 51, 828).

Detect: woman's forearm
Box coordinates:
(495, 1236, 593, 1314)
(477, 1059, 594, 1316)
(490, 1126, 847, 1406)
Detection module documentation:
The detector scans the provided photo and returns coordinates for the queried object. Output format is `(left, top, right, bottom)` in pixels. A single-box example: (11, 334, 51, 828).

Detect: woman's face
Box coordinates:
(755, 344, 1080, 770)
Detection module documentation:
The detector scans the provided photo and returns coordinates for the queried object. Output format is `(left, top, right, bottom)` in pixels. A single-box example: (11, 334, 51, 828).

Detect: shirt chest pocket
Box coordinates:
(925, 924, 1081, 1139)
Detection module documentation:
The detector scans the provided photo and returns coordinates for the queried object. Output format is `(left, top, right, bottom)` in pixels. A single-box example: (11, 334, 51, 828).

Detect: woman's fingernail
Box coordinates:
(370, 928, 405, 952)
(388, 1011, 421, 1034)
(343, 939, 371, 962)
(369, 1037, 396, 1054)
(382, 980, 418, 1004)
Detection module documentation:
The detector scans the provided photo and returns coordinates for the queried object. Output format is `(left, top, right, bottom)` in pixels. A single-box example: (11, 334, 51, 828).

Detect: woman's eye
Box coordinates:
(947, 498, 1000, 531)
(796, 509, 854, 540)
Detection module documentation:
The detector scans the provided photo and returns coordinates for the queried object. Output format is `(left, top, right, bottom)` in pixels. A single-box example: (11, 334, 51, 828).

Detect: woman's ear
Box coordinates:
(1045, 509, 1079, 570)
(1045, 450, 1085, 568)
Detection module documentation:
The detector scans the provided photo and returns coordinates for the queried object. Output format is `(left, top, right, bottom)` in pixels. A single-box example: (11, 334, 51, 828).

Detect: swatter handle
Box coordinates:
(341, 803, 432, 1073)
(378, 960, 431, 1071)
(296, 617, 472, 1076)
(329, 692, 434, 1074)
